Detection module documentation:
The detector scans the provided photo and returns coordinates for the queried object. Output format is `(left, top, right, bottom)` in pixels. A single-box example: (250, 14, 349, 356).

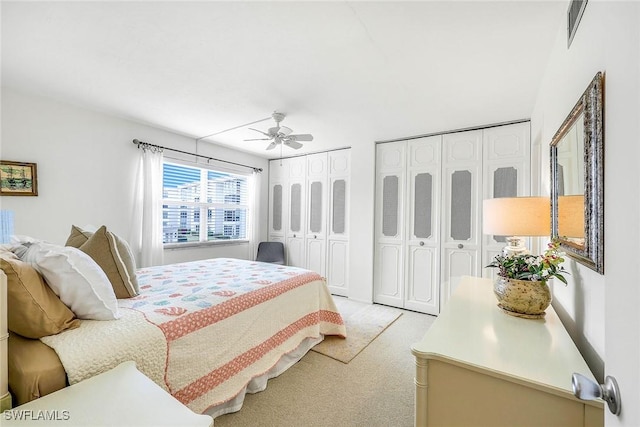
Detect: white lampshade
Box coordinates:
(483, 197, 550, 237)
(558, 195, 585, 238)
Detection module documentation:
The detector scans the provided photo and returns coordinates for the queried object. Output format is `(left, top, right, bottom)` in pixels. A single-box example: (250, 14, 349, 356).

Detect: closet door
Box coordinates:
(482, 122, 531, 279)
(327, 149, 350, 296)
(405, 136, 441, 315)
(305, 152, 328, 276)
(286, 156, 307, 268)
(441, 130, 482, 307)
(268, 159, 290, 250)
(374, 142, 406, 308)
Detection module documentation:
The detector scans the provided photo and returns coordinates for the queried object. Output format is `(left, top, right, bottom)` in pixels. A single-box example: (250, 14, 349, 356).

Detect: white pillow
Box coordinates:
(22, 242, 120, 320)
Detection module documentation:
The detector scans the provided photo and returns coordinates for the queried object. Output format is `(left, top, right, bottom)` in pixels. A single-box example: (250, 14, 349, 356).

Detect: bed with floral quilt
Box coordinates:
(39, 257, 346, 417)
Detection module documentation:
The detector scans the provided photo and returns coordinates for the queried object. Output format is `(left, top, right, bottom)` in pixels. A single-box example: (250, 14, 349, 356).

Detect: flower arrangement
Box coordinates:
(486, 240, 569, 284)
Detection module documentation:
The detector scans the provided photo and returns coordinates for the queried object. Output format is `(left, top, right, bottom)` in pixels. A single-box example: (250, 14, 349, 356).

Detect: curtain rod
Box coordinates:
(132, 139, 263, 173)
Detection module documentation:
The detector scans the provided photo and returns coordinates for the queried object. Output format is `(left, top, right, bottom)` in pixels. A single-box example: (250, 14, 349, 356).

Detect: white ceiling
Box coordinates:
(1, 1, 565, 159)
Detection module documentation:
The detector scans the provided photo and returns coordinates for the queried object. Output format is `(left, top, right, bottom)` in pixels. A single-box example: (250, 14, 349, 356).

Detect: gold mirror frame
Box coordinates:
(550, 72, 604, 274)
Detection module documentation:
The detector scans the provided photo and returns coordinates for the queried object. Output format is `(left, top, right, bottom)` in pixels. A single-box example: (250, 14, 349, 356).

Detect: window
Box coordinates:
(162, 162, 249, 245)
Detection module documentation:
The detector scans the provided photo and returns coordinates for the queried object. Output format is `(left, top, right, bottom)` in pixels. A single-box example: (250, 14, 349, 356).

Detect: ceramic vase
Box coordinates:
(493, 276, 551, 319)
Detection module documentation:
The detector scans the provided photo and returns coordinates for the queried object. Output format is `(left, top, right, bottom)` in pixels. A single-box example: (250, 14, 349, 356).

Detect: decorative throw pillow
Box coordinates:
(64, 225, 94, 248)
(1, 258, 81, 338)
(66, 225, 139, 297)
(21, 242, 120, 321)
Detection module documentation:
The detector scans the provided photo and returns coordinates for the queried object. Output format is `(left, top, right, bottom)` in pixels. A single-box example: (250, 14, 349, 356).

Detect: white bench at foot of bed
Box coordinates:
(1, 361, 213, 427)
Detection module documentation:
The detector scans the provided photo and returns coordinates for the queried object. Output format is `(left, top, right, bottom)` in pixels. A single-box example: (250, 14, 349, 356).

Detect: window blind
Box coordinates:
(162, 162, 249, 244)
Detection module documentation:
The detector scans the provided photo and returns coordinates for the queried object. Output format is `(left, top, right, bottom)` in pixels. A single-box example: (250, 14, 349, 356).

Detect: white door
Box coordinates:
(268, 159, 289, 250)
(482, 122, 531, 279)
(374, 142, 406, 308)
(405, 136, 441, 314)
(327, 149, 350, 296)
(286, 156, 307, 268)
(441, 130, 482, 307)
(305, 153, 328, 276)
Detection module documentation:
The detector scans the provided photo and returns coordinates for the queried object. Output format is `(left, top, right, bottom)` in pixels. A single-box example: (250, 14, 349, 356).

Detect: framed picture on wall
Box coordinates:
(0, 160, 38, 196)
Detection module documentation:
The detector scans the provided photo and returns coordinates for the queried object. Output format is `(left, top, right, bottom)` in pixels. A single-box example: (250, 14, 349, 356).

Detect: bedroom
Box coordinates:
(1, 1, 639, 427)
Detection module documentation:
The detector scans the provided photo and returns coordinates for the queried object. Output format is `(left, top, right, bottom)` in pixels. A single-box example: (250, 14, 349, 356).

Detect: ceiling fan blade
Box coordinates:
(288, 134, 313, 142)
(244, 137, 272, 141)
(284, 140, 303, 149)
(278, 126, 292, 136)
(266, 141, 278, 150)
(248, 128, 271, 137)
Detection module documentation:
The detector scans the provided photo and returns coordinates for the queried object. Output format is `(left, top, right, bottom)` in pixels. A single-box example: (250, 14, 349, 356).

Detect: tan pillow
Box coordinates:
(1, 258, 80, 339)
(75, 226, 139, 298)
(65, 225, 93, 248)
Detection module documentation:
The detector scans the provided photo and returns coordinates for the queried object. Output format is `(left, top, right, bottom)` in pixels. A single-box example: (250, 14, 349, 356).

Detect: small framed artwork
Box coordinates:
(0, 161, 38, 196)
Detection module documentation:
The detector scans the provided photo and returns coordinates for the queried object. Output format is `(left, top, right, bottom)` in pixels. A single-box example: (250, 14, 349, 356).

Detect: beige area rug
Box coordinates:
(312, 297, 402, 363)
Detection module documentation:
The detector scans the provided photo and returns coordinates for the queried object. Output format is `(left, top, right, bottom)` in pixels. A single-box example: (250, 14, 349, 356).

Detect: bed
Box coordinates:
(4, 256, 346, 418)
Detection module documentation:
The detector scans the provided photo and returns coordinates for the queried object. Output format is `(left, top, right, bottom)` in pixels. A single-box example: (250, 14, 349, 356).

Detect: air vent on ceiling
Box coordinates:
(567, 0, 588, 48)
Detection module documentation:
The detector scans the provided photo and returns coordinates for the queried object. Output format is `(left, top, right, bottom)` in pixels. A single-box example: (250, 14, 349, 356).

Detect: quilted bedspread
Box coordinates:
(41, 258, 346, 413)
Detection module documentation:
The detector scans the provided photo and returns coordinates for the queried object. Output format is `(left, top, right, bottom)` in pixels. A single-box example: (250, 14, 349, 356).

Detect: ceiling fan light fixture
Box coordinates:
(244, 111, 312, 151)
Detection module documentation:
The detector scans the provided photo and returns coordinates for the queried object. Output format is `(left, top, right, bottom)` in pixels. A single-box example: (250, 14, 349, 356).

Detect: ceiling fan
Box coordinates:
(245, 112, 313, 150)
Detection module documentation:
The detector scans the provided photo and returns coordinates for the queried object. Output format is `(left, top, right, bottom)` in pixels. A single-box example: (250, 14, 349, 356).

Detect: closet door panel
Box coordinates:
(305, 153, 328, 275)
(327, 240, 348, 294)
(306, 238, 326, 277)
(406, 136, 440, 314)
(286, 157, 307, 269)
(405, 245, 439, 313)
(374, 142, 405, 308)
(327, 149, 350, 296)
(441, 130, 482, 307)
(374, 244, 403, 306)
(482, 122, 531, 277)
(268, 159, 290, 244)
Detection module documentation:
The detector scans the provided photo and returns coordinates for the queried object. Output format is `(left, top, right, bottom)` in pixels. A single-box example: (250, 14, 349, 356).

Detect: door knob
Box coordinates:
(419, 241, 425, 246)
(457, 243, 464, 249)
(572, 373, 621, 415)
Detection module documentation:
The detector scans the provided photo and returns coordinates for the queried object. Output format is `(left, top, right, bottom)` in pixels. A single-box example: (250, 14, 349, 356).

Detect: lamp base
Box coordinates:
(502, 236, 529, 256)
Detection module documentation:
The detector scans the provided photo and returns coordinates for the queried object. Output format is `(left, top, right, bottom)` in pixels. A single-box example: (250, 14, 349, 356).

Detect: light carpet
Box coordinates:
(311, 297, 402, 363)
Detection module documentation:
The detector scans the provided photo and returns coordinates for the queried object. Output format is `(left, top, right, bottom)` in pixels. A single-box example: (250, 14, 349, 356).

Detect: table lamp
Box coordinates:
(0, 211, 14, 244)
(483, 197, 550, 256)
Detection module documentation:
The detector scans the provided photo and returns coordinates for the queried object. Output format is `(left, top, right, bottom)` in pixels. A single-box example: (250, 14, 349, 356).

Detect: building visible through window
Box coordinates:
(162, 162, 249, 244)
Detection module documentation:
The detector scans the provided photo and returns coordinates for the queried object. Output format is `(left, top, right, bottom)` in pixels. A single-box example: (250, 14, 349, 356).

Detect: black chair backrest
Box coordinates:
(256, 242, 285, 265)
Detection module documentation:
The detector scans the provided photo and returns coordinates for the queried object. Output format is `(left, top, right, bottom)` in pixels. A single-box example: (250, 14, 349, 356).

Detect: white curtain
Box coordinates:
(131, 146, 164, 267)
(248, 170, 262, 260)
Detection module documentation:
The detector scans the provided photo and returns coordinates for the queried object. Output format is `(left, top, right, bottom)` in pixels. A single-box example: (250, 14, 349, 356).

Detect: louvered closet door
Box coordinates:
(405, 136, 441, 315)
(441, 130, 482, 307)
(482, 122, 531, 279)
(327, 149, 350, 296)
(268, 159, 290, 249)
(305, 153, 328, 276)
(374, 142, 406, 308)
(286, 156, 307, 268)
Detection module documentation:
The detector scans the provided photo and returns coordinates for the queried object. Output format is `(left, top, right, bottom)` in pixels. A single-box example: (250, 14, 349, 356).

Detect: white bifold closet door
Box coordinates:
(305, 152, 328, 277)
(268, 159, 289, 252)
(440, 130, 483, 307)
(374, 136, 441, 315)
(327, 149, 350, 296)
(481, 123, 531, 280)
(286, 156, 307, 268)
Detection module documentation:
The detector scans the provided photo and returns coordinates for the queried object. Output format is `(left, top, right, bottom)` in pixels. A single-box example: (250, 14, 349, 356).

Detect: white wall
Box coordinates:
(347, 141, 376, 302)
(0, 88, 269, 264)
(531, 2, 640, 424)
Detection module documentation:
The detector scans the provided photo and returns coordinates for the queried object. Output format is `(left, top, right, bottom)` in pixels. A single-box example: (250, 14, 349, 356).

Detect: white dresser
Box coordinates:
(1, 361, 213, 427)
(411, 276, 604, 427)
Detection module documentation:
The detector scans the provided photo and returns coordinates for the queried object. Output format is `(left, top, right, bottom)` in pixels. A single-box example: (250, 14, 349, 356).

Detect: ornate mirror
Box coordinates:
(550, 72, 604, 273)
